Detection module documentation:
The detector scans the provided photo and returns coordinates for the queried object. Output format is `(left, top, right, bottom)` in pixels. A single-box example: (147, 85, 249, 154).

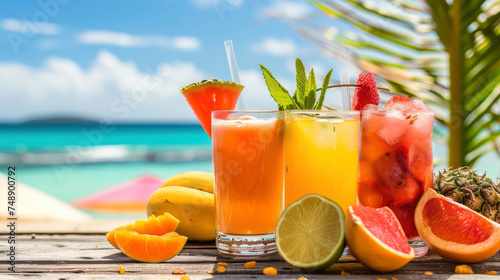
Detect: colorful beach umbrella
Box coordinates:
(72, 175, 163, 213)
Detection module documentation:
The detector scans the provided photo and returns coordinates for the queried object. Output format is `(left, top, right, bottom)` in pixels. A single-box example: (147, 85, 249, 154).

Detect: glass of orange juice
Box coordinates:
(212, 110, 284, 256)
(284, 110, 360, 214)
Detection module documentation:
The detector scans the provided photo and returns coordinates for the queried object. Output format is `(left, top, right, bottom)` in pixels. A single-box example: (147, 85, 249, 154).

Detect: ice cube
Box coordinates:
(387, 101, 409, 111)
(409, 98, 431, 111)
(385, 95, 411, 110)
(362, 104, 382, 111)
(376, 111, 409, 145)
(410, 113, 434, 136)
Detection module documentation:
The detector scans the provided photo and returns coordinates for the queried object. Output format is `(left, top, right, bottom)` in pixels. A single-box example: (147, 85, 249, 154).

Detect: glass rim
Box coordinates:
(212, 110, 282, 114)
(285, 110, 360, 117)
(361, 109, 434, 115)
(326, 84, 397, 95)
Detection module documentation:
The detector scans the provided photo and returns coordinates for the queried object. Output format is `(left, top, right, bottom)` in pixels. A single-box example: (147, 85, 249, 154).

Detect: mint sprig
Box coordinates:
(259, 58, 333, 110)
(293, 59, 307, 108)
(259, 64, 299, 110)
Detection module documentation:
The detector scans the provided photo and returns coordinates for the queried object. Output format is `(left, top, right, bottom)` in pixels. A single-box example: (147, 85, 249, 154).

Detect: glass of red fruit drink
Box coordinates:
(357, 96, 434, 256)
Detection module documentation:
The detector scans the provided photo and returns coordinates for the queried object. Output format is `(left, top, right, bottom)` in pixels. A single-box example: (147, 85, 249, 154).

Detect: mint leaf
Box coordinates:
(315, 68, 333, 109)
(304, 89, 316, 109)
(259, 64, 298, 110)
(293, 58, 307, 108)
(305, 68, 316, 100)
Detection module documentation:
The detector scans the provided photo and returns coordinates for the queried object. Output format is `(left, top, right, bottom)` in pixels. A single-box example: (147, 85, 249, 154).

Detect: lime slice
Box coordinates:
(275, 194, 346, 271)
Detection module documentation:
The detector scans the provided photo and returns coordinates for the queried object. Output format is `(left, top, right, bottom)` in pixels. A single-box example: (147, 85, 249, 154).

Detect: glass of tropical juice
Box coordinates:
(284, 110, 360, 215)
(357, 98, 434, 256)
(212, 110, 284, 256)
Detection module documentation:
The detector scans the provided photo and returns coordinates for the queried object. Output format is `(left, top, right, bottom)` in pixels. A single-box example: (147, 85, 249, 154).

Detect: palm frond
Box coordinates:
(279, 0, 500, 168)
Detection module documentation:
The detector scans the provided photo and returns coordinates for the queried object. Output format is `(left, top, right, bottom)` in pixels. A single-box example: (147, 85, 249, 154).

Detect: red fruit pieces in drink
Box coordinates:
(360, 111, 392, 161)
(408, 144, 433, 186)
(358, 180, 387, 208)
(360, 132, 392, 162)
(385, 96, 410, 110)
(389, 175, 423, 207)
(359, 159, 380, 182)
(375, 152, 407, 190)
(390, 204, 419, 239)
(352, 71, 379, 110)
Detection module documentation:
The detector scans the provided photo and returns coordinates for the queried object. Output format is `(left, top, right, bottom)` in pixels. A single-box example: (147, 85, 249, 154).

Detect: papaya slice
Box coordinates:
(115, 230, 187, 263)
(106, 212, 179, 249)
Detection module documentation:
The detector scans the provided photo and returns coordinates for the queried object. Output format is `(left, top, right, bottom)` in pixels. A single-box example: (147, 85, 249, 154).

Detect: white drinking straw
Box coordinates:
(341, 73, 351, 110)
(224, 40, 245, 110)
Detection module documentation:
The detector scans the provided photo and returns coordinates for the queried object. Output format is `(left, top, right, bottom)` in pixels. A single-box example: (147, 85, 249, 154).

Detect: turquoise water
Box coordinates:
(0, 123, 213, 219)
(0, 123, 211, 152)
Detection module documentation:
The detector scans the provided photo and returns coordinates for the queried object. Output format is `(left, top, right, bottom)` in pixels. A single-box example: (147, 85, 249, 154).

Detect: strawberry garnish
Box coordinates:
(385, 96, 411, 110)
(352, 71, 379, 110)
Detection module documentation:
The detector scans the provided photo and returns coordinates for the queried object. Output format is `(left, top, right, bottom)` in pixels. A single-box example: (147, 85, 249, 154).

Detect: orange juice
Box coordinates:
(212, 113, 284, 235)
(284, 111, 360, 214)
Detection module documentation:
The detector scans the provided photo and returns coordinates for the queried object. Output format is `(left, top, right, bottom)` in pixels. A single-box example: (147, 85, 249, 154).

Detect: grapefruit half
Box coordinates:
(415, 188, 500, 263)
(346, 205, 414, 272)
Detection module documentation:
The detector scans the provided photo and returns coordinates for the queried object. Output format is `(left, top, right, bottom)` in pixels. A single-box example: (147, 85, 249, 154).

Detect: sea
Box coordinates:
(1, 123, 498, 219)
(0, 123, 212, 218)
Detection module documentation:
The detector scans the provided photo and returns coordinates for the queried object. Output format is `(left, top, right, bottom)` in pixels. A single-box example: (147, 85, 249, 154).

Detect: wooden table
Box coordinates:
(1, 234, 499, 279)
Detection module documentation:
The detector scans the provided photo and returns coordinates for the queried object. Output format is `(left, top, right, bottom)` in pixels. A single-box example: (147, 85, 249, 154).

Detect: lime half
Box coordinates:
(276, 194, 346, 271)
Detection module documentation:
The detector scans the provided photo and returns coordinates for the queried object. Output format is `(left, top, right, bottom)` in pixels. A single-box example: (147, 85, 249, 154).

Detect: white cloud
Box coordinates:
(0, 51, 284, 122)
(0, 51, 206, 122)
(265, 1, 313, 18)
(251, 37, 298, 56)
(76, 30, 201, 51)
(1, 18, 60, 35)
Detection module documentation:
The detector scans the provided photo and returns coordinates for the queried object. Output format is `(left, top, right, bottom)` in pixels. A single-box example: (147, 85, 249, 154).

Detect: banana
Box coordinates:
(161, 171, 213, 193)
(147, 186, 215, 241)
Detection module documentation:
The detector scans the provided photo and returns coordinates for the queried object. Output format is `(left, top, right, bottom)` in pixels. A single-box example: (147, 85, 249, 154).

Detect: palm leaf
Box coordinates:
(277, 0, 500, 168)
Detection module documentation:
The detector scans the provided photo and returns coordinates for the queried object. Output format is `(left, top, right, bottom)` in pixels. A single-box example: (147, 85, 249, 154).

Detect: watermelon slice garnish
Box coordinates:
(181, 79, 244, 137)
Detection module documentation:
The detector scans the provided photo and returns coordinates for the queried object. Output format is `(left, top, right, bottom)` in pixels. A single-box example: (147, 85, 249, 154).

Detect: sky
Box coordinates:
(0, 0, 351, 123)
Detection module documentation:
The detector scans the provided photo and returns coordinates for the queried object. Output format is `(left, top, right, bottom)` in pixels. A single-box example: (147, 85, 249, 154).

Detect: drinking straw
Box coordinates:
(224, 40, 245, 109)
(341, 73, 351, 110)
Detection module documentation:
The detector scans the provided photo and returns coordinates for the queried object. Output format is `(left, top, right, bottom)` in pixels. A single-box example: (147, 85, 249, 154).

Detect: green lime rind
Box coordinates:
(181, 79, 243, 94)
(275, 194, 346, 271)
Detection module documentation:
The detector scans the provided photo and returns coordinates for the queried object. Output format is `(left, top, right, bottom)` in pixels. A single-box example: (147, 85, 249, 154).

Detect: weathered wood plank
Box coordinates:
(0, 235, 499, 279)
(1, 274, 498, 280)
(2, 260, 499, 275)
(2, 235, 499, 264)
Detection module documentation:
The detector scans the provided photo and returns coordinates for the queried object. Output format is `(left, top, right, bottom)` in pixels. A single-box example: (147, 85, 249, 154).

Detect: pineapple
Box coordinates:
(434, 166, 500, 223)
